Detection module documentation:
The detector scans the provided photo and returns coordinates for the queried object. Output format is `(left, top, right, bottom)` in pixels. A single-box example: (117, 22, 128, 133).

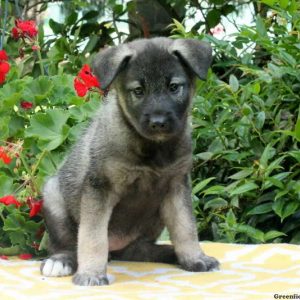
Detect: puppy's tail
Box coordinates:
(110, 239, 177, 264)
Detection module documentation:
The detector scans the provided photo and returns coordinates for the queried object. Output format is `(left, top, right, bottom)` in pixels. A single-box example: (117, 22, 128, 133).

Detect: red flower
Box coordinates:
(0, 50, 8, 61)
(78, 65, 100, 89)
(0, 195, 21, 207)
(11, 19, 38, 40)
(0, 50, 10, 85)
(27, 197, 43, 217)
(74, 64, 101, 97)
(0, 146, 12, 164)
(19, 253, 32, 260)
(74, 77, 89, 97)
(0, 255, 8, 260)
(21, 101, 33, 109)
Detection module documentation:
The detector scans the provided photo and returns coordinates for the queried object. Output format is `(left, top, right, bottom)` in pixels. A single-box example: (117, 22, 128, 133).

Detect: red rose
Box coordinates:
(74, 64, 102, 97)
(0, 195, 21, 207)
(21, 101, 33, 109)
(11, 19, 38, 40)
(0, 255, 8, 260)
(0, 50, 10, 85)
(19, 253, 33, 260)
(27, 197, 43, 218)
(0, 146, 12, 164)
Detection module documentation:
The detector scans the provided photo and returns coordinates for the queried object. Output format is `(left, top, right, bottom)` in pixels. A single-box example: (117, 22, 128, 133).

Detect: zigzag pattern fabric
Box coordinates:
(1, 243, 300, 299)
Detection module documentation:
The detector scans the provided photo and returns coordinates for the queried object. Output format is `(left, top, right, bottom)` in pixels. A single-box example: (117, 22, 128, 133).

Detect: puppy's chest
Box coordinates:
(110, 166, 170, 212)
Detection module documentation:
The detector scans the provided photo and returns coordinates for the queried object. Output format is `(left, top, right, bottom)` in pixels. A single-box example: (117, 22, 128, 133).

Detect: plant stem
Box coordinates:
(32, 150, 47, 176)
(0, 211, 5, 223)
(36, 47, 45, 76)
(18, 152, 39, 194)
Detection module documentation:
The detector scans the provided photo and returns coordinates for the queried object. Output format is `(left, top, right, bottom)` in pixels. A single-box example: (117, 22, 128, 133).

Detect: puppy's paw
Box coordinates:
(40, 253, 76, 277)
(72, 273, 109, 286)
(180, 255, 220, 272)
(202, 255, 220, 271)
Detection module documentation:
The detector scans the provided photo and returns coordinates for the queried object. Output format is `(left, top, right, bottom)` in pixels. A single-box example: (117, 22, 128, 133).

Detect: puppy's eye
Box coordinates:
(133, 87, 144, 97)
(169, 83, 180, 93)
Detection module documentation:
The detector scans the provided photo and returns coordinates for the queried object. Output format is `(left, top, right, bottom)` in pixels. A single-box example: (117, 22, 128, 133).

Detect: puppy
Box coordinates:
(40, 37, 219, 286)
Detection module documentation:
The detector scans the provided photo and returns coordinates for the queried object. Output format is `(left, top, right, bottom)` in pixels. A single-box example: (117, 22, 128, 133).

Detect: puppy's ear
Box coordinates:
(92, 45, 133, 90)
(169, 39, 212, 80)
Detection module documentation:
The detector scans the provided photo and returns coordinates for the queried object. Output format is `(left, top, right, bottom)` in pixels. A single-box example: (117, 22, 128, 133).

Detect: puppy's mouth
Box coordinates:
(138, 115, 179, 141)
(144, 131, 175, 142)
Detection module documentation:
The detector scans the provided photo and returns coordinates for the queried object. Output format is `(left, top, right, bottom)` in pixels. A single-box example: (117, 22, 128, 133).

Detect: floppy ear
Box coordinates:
(169, 39, 212, 80)
(92, 45, 133, 90)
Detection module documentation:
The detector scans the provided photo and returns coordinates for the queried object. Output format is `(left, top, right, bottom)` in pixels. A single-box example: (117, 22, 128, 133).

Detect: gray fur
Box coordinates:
(41, 37, 219, 286)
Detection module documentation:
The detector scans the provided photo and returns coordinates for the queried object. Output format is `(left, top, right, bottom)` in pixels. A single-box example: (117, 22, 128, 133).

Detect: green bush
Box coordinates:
(175, 2, 300, 243)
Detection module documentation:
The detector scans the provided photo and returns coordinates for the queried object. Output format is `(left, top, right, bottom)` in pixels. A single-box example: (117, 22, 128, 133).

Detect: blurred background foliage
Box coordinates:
(0, 0, 300, 256)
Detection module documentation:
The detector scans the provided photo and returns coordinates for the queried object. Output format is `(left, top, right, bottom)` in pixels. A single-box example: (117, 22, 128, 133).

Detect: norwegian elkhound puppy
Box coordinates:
(40, 37, 219, 286)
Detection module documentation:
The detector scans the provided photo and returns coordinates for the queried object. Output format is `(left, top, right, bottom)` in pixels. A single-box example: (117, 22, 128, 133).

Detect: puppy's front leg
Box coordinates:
(161, 178, 219, 272)
(72, 184, 117, 286)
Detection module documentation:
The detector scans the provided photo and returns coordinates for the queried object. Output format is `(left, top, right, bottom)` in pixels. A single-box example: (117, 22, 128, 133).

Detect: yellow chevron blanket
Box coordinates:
(1, 243, 299, 300)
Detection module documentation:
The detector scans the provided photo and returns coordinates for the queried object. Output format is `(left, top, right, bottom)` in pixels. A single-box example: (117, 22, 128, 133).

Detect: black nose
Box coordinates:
(149, 115, 168, 131)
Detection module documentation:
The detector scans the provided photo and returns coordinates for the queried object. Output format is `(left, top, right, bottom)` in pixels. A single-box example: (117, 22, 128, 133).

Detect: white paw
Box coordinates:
(41, 258, 73, 277)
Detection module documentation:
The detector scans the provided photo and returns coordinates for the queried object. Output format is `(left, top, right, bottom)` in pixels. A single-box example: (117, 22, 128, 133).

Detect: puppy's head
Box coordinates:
(92, 38, 212, 142)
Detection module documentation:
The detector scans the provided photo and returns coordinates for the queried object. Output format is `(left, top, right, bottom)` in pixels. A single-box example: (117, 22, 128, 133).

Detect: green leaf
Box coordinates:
(195, 152, 214, 161)
(9, 231, 26, 247)
(251, 82, 261, 94)
(235, 224, 265, 242)
(0, 245, 21, 256)
(289, 150, 300, 162)
(82, 10, 99, 20)
(247, 203, 273, 215)
(49, 19, 65, 35)
(260, 0, 276, 5)
(23, 76, 54, 103)
(294, 113, 300, 141)
(265, 177, 284, 189)
(255, 111, 265, 129)
(25, 109, 70, 151)
(229, 74, 239, 92)
(260, 144, 276, 169)
(66, 11, 78, 25)
(172, 19, 186, 35)
(279, 0, 289, 9)
(206, 9, 221, 29)
(278, 50, 297, 66)
(229, 169, 253, 180)
(204, 198, 228, 210)
(202, 185, 225, 196)
(0, 116, 10, 139)
(192, 177, 216, 195)
(0, 175, 14, 197)
(3, 213, 26, 231)
(263, 172, 291, 190)
(83, 35, 99, 54)
(242, 103, 253, 116)
(256, 14, 267, 37)
(230, 182, 258, 196)
(226, 209, 236, 226)
(264, 230, 286, 241)
(272, 198, 299, 222)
